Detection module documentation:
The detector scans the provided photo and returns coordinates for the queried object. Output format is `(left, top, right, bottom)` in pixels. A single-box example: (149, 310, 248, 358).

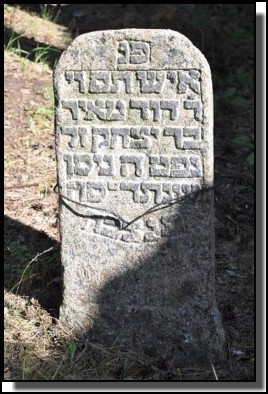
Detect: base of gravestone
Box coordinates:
(59, 191, 226, 367)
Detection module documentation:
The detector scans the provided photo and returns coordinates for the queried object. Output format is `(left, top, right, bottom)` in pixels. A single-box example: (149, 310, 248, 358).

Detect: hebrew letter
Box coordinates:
(181, 184, 191, 196)
(92, 127, 110, 153)
(77, 127, 88, 148)
(130, 99, 150, 120)
(136, 71, 165, 93)
(120, 155, 143, 177)
(85, 99, 106, 120)
(111, 127, 130, 149)
(93, 219, 118, 240)
(117, 41, 129, 64)
(162, 183, 174, 202)
(140, 183, 162, 204)
(86, 182, 107, 203)
(77, 100, 88, 120)
(73, 154, 92, 176)
(120, 182, 140, 203)
(191, 183, 201, 193)
(149, 100, 161, 121)
(65, 71, 74, 84)
(130, 127, 151, 149)
(121, 222, 144, 243)
(183, 127, 201, 149)
(172, 184, 182, 198)
(178, 70, 200, 94)
(189, 155, 202, 177)
(160, 100, 179, 120)
(60, 126, 88, 148)
(62, 100, 79, 120)
(61, 126, 78, 148)
(164, 127, 183, 149)
(111, 72, 132, 93)
(184, 97, 202, 121)
(90, 71, 110, 93)
(66, 181, 86, 202)
(65, 71, 87, 93)
(149, 156, 170, 177)
(170, 156, 189, 177)
(93, 154, 114, 176)
(160, 214, 179, 237)
(166, 70, 178, 84)
(106, 100, 126, 121)
(63, 154, 74, 176)
(144, 218, 161, 242)
(150, 127, 162, 140)
(129, 41, 150, 64)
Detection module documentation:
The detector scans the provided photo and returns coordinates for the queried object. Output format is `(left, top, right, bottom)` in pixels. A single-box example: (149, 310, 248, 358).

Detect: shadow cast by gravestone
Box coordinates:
(11, 4, 196, 34)
(63, 189, 226, 368)
(4, 215, 62, 317)
(4, 26, 61, 68)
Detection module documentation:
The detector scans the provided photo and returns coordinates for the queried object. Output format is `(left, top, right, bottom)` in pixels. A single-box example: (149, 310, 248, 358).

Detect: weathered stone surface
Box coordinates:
(54, 29, 225, 366)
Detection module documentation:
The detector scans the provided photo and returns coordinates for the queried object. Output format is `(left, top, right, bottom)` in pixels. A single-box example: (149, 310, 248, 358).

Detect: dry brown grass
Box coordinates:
(4, 289, 229, 380)
(4, 290, 71, 380)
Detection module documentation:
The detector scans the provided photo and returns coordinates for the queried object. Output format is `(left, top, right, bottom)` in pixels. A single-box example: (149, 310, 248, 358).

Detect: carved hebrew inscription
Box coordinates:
(56, 40, 205, 243)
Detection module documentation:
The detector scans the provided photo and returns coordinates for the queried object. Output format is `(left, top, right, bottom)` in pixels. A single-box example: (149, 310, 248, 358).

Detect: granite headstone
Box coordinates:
(54, 29, 225, 366)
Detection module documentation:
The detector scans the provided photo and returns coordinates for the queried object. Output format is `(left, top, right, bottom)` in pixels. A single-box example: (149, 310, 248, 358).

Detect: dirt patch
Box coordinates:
(4, 4, 254, 381)
(4, 51, 58, 237)
(4, 6, 71, 49)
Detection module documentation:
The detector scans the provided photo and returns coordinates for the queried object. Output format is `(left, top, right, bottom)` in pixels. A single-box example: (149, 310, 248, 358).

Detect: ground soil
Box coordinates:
(4, 4, 255, 381)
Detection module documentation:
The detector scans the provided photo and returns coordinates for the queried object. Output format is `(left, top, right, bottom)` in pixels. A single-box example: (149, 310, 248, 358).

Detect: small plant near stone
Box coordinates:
(25, 103, 53, 119)
(39, 4, 61, 23)
(24, 104, 54, 137)
(6, 242, 33, 292)
(8, 244, 53, 294)
(35, 106, 54, 118)
(215, 87, 250, 110)
(4, 31, 59, 68)
(4, 32, 30, 58)
(43, 86, 54, 106)
(4, 157, 14, 169)
(231, 135, 254, 166)
(31, 45, 59, 66)
(28, 117, 39, 137)
(68, 339, 77, 360)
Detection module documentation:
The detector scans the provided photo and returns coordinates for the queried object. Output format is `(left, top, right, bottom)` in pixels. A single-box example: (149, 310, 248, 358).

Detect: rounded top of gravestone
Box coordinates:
(55, 29, 211, 73)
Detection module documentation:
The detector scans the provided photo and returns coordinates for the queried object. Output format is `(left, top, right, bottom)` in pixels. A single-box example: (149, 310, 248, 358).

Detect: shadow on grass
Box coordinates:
(4, 215, 62, 317)
(9, 4, 196, 34)
(4, 27, 62, 69)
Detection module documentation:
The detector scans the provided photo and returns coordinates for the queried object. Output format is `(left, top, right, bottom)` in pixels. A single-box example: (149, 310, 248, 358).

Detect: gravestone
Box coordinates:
(54, 29, 225, 366)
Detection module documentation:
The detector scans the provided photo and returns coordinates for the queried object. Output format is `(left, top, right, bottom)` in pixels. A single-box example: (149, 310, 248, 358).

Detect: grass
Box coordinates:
(24, 103, 54, 137)
(4, 32, 30, 58)
(10, 247, 53, 294)
(4, 237, 228, 380)
(39, 4, 61, 23)
(31, 45, 60, 66)
(231, 135, 254, 166)
(4, 289, 225, 381)
(4, 290, 73, 380)
(4, 30, 60, 69)
(5, 238, 61, 301)
(4, 158, 14, 170)
(43, 86, 54, 104)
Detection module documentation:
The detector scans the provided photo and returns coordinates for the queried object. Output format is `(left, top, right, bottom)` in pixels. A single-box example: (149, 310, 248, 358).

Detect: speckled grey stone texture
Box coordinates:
(54, 29, 225, 366)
